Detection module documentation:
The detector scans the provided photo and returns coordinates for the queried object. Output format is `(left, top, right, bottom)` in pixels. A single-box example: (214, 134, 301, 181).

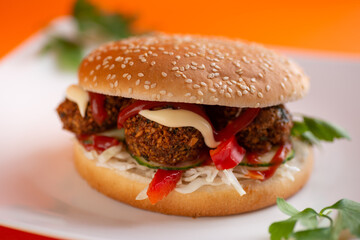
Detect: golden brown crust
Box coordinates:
(79, 34, 309, 108)
(73, 140, 313, 217)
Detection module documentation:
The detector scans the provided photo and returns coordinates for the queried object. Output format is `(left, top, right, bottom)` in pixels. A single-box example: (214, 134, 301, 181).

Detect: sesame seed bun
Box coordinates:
(79, 34, 309, 107)
(73, 139, 313, 217)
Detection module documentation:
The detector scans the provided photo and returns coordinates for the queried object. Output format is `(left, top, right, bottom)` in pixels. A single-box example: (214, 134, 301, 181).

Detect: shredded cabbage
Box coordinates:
(79, 137, 308, 199)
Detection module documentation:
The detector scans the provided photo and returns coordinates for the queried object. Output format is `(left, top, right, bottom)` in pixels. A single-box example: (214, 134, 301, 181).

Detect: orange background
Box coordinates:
(1, 0, 360, 60)
(0, 0, 360, 239)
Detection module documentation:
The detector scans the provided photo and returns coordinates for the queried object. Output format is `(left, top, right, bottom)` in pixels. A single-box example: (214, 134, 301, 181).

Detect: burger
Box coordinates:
(56, 34, 312, 217)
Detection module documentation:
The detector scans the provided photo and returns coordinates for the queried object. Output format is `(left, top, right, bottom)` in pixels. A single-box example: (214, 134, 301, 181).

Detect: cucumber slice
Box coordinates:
(132, 154, 206, 170)
(238, 149, 295, 167)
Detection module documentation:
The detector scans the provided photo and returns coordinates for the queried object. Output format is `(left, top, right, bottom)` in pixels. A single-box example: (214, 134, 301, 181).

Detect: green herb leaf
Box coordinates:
(303, 117, 350, 141)
(291, 116, 350, 144)
(73, 0, 134, 39)
(322, 199, 360, 238)
(41, 37, 82, 71)
(269, 198, 360, 240)
(291, 228, 332, 240)
(277, 198, 299, 216)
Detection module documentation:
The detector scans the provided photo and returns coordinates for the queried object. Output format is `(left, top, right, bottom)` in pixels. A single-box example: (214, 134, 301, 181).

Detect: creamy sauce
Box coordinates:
(139, 109, 220, 148)
(66, 85, 89, 117)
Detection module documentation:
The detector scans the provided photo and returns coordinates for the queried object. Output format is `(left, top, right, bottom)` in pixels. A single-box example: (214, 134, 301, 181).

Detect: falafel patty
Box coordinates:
(56, 95, 132, 135)
(124, 114, 205, 165)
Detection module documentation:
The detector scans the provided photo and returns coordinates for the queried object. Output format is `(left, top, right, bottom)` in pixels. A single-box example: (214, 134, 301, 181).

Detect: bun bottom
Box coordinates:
(73, 140, 313, 217)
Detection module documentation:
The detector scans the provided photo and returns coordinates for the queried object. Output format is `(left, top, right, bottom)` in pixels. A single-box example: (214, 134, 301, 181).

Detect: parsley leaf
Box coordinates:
(291, 116, 350, 144)
(269, 198, 360, 240)
(73, 0, 134, 39)
(41, 0, 137, 71)
(322, 199, 360, 238)
(41, 37, 82, 71)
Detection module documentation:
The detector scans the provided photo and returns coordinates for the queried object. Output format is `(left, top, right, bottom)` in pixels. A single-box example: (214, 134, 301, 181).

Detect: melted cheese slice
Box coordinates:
(139, 109, 220, 148)
(66, 85, 89, 117)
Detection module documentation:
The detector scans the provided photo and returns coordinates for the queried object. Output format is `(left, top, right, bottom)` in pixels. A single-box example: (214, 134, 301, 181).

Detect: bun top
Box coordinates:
(79, 34, 309, 107)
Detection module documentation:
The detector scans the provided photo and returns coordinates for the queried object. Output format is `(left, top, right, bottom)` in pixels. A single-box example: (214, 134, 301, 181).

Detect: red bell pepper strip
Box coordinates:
(77, 135, 119, 154)
(147, 169, 182, 204)
(246, 142, 292, 180)
(214, 108, 260, 142)
(209, 136, 246, 170)
(89, 92, 107, 125)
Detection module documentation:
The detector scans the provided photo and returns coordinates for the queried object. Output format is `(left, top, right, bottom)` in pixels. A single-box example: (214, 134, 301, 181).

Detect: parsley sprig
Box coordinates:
(269, 198, 360, 240)
(291, 115, 350, 145)
(41, 0, 137, 71)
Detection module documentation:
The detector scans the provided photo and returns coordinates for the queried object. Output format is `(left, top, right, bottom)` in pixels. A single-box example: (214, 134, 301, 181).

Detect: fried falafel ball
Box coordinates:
(124, 114, 205, 165)
(205, 105, 293, 153)
(57, 95, 132, 135)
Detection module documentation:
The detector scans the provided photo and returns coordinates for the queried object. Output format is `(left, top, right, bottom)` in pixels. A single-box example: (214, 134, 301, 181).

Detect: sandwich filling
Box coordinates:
(57, 86, 294, 203)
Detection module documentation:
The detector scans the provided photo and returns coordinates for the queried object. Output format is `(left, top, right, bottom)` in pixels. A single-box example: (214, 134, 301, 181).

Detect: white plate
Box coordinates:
(0, 18, 359, 240)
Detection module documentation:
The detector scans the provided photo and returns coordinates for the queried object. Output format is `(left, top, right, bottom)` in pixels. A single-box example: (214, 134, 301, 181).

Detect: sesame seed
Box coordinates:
(111, 74, 116, 80)
(257, 92, 264, 98)
(225, 93, 232, 98)
(123, 73, 128, 78)
(213, 97, 219, 102)
(266, 85, 271, 91)
(138, 73, 144, 77)
(110, 83, 114, 88)
(167, 92, 173, 97)
(109, 64, 115, 70)
(237, 90, 242, 96)
(161, 72, 167, 77)
(135, 79, 140, 86)
(280, 95, 284, 100)
(151, 83, 157, 88)
(172, 67, 179, 71)
(175, 55, 181, 60)
(223, 76, 229, 80)
(145, 80, 151, 85)
(144, 85, 150, 90)
(243, 90, 249, 95)
(185, 79, 193, 83)
(103, 65, 109, 69)
(96, 64, 101, 70)
(258, 73, 264, 78)
(106, 74, 111, 80)
(193, 84, 200, 89)
(160, 90, 167, 95)
(93, 76, 97, 81)
(250, 78, 256, 83)
(191, 62, 198, 66)
(129, 61, 134, 66)
(127, 75, 132, 80)
(151, 61, 156, 66)
(228, 88, 233, 93)
(121, 64, 126, 69)
(256, 103, 260, 107)
(281, 82, 286, 89)
(141, 59, 146, 63)
(200, 82, 207, 87)
(172, 61, 177, 65)
(198, 90, 204, 96)
(209, 88, 216, 93)
(128, 88, 133, 94)
(180, 67, 185, 71)
(214, 83, 220, 88)
(115, 56, 123, 62)
(283, 77, 288, 82)
(185, 64, 190, 70)
(185, 93, 191, 97)
(90, 70, 94, 76)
